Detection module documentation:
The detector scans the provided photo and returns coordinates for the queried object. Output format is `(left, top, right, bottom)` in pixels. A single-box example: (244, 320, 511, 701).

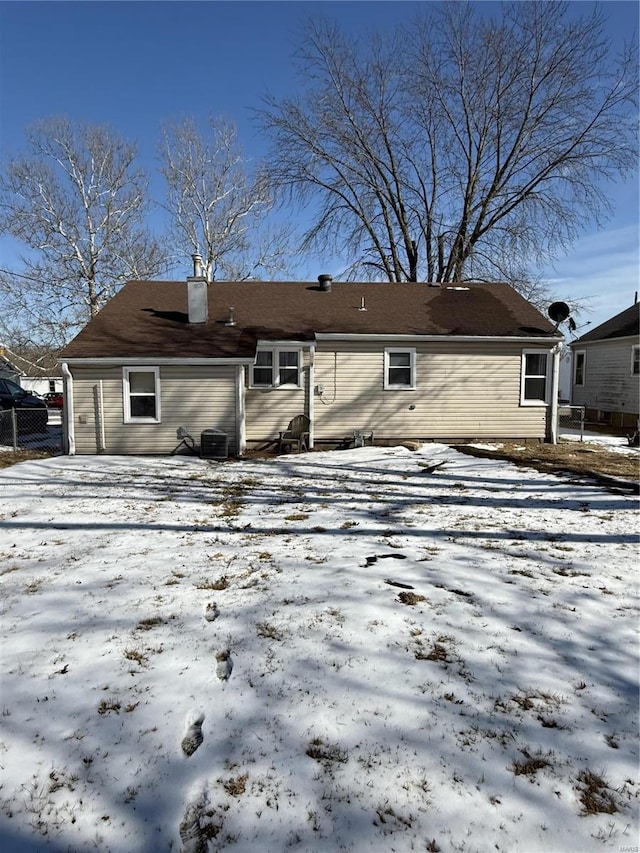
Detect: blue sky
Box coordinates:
(0, 0, 638, 334)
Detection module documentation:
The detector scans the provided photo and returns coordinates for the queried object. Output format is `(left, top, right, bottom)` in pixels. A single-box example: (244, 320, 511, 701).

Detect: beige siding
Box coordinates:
(244, 356, 310, 442)
(312, 341, 549, 440)
(70, 365, 237, 455)
(571, 339, 639, 417)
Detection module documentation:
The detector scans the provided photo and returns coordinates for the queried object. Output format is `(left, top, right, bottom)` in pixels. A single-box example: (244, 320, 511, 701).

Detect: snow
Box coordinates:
(0, 444, 638, 853)
(560, 429, 639, 455)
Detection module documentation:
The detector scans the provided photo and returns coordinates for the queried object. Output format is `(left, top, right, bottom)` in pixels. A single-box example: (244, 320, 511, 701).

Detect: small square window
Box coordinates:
(385, 349, 416, 390)
(251, 348, 301, 388)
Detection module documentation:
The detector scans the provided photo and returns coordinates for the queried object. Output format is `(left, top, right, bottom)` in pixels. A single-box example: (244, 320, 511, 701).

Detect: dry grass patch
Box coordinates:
(135, 616, 166, 632)
(575, 769, 620, 815)
(196, 576, 229, 590)
(220, 774, 248, 797)
(398, 591, 426, 606)
(255, 621, 283, 641)
(454, 440, 639, 483)
(0, 449, 53, 470)
(306, 737, 348, 766)
(510, 750, 553, 778)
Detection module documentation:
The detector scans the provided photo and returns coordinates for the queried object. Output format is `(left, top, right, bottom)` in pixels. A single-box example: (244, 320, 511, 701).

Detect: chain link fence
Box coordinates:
(0, 408, 63, 454)
(558, 405, 585, 440)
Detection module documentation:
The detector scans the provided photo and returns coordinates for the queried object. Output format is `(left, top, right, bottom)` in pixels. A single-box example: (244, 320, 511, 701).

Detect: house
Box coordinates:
(0, 349, 22, 384)
(58, 260, 563, 456)
(569, 303, 640, 432)
(0, 345, 63, 397)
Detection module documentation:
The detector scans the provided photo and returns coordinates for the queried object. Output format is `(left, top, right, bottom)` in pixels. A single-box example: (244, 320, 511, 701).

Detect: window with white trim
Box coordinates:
(384, 348, 416, 390)
(520, 350, 549, 405)
(251, 348, 301, 388)
(123, 367, 160, 422)
(573, 350, 586, 386)
(632, 345, 639, 376)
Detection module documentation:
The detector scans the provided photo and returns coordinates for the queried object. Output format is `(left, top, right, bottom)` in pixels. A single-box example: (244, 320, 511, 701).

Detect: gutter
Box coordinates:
(61, 362, 75, 455)
(315, 333, 563, 344)
(549, 343, 561, 445)
(308, 343, 315, 449)
(236, 365, 246, 455)
(61, 357, 255, 366)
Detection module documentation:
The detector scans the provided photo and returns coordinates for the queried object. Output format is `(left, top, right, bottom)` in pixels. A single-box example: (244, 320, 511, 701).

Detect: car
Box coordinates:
(44, 391, 64, 409)
(0, 378, 49, 434)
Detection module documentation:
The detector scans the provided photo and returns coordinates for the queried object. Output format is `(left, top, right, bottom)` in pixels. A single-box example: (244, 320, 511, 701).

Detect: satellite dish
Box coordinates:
(548, 301, 571, 323)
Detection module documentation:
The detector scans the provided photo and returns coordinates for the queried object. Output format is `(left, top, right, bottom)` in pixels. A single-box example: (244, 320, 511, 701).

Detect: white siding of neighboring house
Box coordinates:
(69, 364, 238, 455)
(312, 340, 551, 441)
(21, 378, 62, 396)
(571, 337, 639, 426)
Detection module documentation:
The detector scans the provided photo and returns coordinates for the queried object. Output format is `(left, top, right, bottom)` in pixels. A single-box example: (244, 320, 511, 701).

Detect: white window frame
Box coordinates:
(123, 366, 161, 423)
(631, 344, 639, 376)
(573, 349, 586, 386)
(384, 347, 416, 390)
(250, 347, 302, 389)
(520, 349, 550, 406)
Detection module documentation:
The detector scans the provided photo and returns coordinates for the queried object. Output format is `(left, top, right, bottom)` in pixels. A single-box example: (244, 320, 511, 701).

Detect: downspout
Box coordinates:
(61, 363, 75, 455)
(236, 365, 246, 455)
(308, 343, 315, 449)
(549, 343, 561, 444)
(95, 380, 106, 452)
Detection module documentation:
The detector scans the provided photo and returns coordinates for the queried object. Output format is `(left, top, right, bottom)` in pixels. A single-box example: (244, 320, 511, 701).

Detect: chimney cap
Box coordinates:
(191, 253, 204, 279)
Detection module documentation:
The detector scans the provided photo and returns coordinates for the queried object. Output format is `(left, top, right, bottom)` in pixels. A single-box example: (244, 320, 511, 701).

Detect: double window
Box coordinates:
(384, 348, 416, 390)
(573, 350, 586, 386)
(251, 348, 301, 388)
(520, 350, 549, 405)
(123, 367, 160, 422)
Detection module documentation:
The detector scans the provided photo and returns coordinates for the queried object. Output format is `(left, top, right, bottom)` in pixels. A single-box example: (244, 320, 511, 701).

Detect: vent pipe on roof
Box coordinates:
(318, 274, 333, 292)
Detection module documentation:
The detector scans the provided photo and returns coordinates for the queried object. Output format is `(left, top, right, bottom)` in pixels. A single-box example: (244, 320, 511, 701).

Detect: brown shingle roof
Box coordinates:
(572, 304, 639, 344)
(60, 280, 558, 360)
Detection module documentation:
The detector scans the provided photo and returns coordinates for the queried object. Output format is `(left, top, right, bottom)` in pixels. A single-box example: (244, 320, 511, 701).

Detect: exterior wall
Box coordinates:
(571, 338, 639, 428)
(243, 340, 552, 443)
(244, 354, 310, 444)
(312, 341, 549, 441)
(69, 364, 238, 455)
(67, 339, 556, 454)
(21, 378, 62, 396)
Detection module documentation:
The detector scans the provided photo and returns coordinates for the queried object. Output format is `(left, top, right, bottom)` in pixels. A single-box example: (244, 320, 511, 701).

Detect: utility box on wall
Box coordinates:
(200, 428, 228, 460)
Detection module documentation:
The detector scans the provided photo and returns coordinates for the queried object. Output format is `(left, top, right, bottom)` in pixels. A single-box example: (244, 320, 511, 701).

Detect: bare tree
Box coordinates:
(159, 115, 291, 281)
(0, 117, 167, 342)
(260, 2, 638, 289)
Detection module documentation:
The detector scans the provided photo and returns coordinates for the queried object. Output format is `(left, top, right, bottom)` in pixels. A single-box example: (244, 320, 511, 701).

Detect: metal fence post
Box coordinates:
(11, 408, 17, 451)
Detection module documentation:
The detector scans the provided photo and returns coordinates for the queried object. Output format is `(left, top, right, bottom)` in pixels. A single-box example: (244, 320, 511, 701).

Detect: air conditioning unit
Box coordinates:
(200, 429, 228, 460)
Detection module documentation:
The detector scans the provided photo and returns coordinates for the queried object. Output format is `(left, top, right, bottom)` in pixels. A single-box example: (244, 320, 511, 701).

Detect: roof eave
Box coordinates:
(314, 333, 562, 343)
(59, 356, 255, 366)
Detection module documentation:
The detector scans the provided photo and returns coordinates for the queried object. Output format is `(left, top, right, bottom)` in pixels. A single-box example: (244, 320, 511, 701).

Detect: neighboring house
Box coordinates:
(58, 261, 563, 456)
(0, 346, 62, 397)
(0, 350, 22, 384)
(569, 303, 640, 432)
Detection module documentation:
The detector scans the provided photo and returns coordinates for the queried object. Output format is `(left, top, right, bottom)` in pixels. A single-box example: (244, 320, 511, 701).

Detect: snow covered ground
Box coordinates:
(0, 443, 638, 853)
